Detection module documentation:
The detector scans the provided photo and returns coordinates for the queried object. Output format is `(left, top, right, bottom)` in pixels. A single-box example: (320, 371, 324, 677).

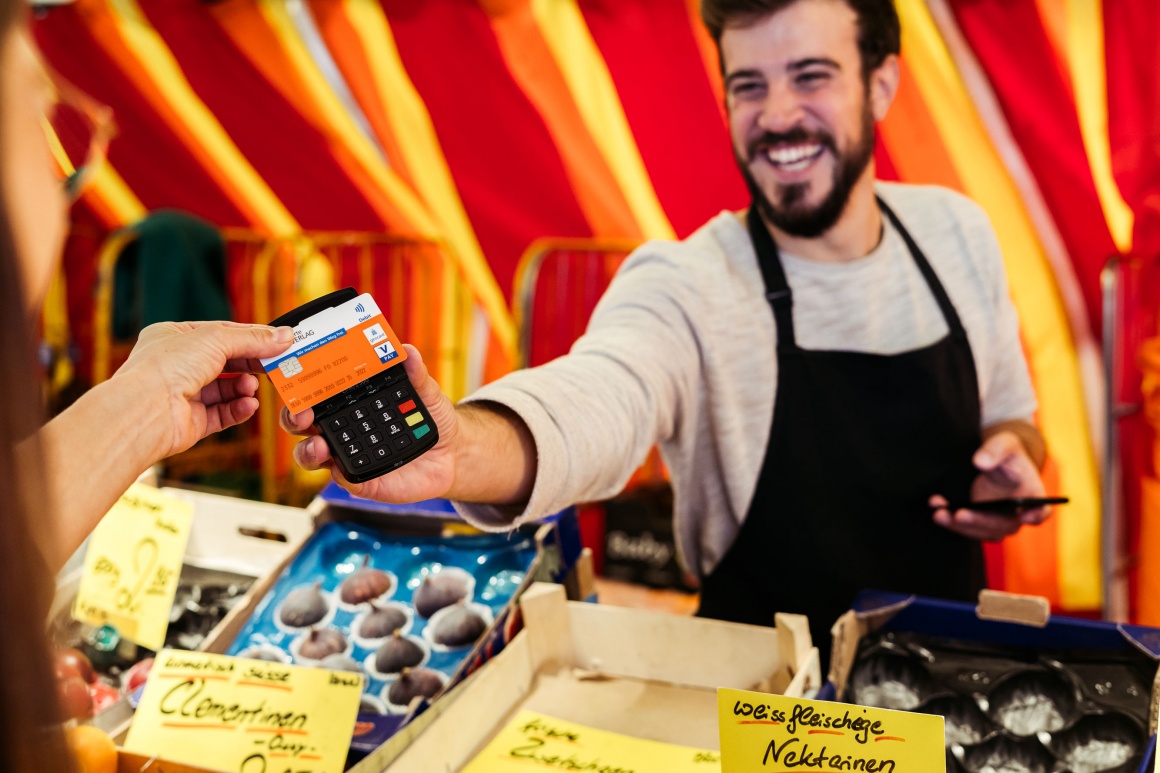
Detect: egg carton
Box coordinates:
(846, 632, 1152, 773)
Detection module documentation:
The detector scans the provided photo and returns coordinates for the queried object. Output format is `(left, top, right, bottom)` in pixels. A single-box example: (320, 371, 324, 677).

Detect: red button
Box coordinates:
(398, 399, 417, 414)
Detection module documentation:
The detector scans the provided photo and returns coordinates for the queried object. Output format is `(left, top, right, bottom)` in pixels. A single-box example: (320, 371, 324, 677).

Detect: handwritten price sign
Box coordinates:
(124, 650, 363, 773)
(72, 484, 194, 649)
(717, 688, 945, 773)
(460, 710, 721, 773)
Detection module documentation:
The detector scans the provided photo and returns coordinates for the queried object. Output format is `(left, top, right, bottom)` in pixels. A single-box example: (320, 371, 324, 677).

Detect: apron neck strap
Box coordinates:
(747, 195, 969, 348)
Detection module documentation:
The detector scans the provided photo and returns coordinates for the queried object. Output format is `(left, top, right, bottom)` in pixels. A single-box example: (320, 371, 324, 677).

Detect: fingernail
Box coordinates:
(976, 452, 993, 467)
(275, 326, 294, 344)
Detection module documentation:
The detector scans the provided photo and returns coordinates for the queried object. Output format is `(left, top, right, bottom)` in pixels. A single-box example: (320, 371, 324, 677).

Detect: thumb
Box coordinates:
(400, 343, 439, 398)
(974, 431, 1021, 471)
(202, 323, 295, 362)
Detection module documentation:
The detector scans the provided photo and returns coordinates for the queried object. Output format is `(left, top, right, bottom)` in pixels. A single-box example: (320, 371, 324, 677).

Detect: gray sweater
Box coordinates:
(456, 183, 1036, 578)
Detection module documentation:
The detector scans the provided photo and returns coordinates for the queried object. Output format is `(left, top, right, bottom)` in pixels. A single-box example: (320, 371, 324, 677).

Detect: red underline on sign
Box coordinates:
(245, 728, 309, 736)
(238, 681, 293, 691)
(739, 721, 782, 725)
(269, 753, 288, 758)
(161, 674, 230, 681)
(875, 736, 906, 743)
(300, 754, 321, 760)
(809, 730, 845, 736)
(162, 722, 235, 730)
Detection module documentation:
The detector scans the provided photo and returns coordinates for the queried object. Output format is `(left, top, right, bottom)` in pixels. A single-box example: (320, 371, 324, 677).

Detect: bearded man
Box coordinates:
(284, 0, 1050, 663)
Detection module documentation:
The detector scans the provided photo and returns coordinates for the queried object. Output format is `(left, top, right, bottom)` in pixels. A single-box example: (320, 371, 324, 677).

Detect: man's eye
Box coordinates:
(730, 82, 763, 98)
(795, 72, 830, 88)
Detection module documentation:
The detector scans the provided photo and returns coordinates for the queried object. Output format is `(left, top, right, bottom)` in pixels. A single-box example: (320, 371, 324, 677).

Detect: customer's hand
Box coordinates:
(112, 321, 293, 460)
(282, 344, 461, 503)
(930, 431, 1051, 542)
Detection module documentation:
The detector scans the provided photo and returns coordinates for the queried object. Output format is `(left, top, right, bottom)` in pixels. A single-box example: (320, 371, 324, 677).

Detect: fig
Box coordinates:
(297, 628, 347, 661)
(387, 667, 443, 706)
(279, 581, 328, 628)
(431, 601, 488, 648)
(340, 556, 393, 605)
(318, 653, 363, 674)
(359, 695, 385, 715)
(373, 631, 425, 674)
(358, 604, 407, 640)
(243, 648, 288, 663)
(413, 571, 471, 618)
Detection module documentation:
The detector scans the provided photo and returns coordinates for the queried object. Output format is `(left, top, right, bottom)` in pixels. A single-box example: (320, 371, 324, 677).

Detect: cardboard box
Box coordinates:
(50, 488, 313, 737)
(827, 589, 1160, 773)
(116, 750, 228, 773)
(365, 582, 822, 772)
(196, 497, 579, 768)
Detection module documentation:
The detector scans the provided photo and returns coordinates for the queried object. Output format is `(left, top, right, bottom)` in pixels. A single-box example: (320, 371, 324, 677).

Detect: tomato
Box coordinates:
(66, 725, 118, 773)
(124, 657, 154, 693)
(57, 676, 94, 722)
(54, 648, 96, 684)
(89, 682, 121, 714)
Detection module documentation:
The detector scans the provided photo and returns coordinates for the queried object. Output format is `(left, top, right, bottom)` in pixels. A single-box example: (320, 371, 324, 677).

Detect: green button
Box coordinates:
(413, 425, 430, 440)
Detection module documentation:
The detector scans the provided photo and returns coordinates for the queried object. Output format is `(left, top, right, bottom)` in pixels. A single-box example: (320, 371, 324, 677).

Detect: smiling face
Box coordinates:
(722, 0, 896, 238)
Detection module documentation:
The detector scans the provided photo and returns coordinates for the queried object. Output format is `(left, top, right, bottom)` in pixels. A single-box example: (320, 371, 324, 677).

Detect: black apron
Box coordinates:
(697, 199, 985, 658)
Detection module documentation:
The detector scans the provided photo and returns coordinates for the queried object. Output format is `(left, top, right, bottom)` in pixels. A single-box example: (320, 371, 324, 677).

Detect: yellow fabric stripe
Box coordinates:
(340, 0, 517, 372)
(897, 0, 1101, 609)
(530, 0, 675, 241)
(85, 161, 147, 226)
(106, 0, 299, 236)
(1064, 0, 1133, 253)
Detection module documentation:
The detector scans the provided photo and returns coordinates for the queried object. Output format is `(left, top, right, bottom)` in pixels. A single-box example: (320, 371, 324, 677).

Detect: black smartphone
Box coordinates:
(264, 287, 439, 483)
(934, 496, 1069, 516)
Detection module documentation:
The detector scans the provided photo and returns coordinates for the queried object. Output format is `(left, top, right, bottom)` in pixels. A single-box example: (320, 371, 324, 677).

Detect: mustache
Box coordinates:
(746, 128, 836, 160)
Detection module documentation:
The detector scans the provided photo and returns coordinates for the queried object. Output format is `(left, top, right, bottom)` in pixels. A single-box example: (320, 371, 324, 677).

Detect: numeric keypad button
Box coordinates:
(385, 422, 404, 436)
(356, 419, 376, 435)
(337, 429, 356, 444)
(327, 416, 349, 431)
(351, 454, 371, 470)
(350, 407, 369, 422)
(390, 387, 411, 402)
(367, 433, 383, 447)
(391, 434, 413, 451)
(344, 441, 364, 457)
(372, 447, 390, 461)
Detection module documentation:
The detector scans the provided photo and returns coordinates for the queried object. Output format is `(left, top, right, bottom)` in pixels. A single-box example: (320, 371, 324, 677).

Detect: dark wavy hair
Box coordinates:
(0, 4, 78, 771)
(700, 0, 901, 77)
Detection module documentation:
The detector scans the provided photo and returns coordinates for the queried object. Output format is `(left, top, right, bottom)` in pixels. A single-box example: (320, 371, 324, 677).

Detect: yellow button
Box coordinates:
(405, 412, 424, 427)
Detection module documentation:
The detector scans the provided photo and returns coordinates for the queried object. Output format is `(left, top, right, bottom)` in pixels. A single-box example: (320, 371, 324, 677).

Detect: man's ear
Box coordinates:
(868, 54, 900, 122)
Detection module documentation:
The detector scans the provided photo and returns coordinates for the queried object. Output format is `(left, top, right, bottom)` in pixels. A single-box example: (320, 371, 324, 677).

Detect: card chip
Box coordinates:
(279, 356, 303, 378)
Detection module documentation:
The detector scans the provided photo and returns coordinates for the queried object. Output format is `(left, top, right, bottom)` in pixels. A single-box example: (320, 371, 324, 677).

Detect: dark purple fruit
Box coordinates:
(359, 696, 385, 715)
(387, 667, 443, 706)
(340, 556, 392, 605)
(279, 581, 328, 628)
(318, 653, 363, 674)
(373, 631, 424, 674)
(298, 628, 347, 661)
(413, 571, 471, 618)
(431, 602, 488, 648)
(244, 649, 287, 664)
(358, 604, 408, 640)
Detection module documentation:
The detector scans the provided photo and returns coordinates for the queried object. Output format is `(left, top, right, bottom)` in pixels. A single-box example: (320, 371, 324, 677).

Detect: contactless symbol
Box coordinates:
(278, 356, 303, 378)
(355, 303, 366, 313)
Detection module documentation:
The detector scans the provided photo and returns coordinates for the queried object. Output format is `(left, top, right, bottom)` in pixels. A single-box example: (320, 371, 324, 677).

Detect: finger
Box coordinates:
(293, 435, 332, 470)
(1019, 505, 1051, 526)
(973, 431, 1023, 472)
(203, 396, 260, 436)
(401, 344, 442, 399)
(192, 323, 294, 363)
(942, 508, 1022, 542)
(224, 357, 268, 375)
(200, 374, 259, 405)
(280, 405, 318, 436)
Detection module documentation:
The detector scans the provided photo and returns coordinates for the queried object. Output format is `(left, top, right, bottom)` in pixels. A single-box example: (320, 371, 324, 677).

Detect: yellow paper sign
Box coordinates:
(72, 483, 194, 649)
(461, 710, 722, 773)
(717, 688, 945, 773)
(124, 650, 363, 773)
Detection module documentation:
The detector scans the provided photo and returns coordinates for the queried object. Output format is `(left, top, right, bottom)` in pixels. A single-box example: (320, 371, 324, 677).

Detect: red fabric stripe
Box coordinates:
(138, 0, 383, 232)
(32, 7, 246, 226)
(949, 0, 1118, 330)
(380, 0, 593, 296)
(578, 0, 747, 237)
(1104, 0, 1160, 257)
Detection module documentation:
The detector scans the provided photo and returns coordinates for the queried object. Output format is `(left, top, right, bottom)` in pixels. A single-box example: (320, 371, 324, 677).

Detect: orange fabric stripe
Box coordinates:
(482, 0, 641, 239)
(877, 60, 963, 190)
(306, 2, 415, 188)
(207, 2, 419, 237)
(82, 0, 275, 231)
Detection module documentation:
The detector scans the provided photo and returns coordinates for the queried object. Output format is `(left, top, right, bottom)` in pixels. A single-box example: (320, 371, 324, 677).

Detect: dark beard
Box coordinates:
(737, 102, 876, 239)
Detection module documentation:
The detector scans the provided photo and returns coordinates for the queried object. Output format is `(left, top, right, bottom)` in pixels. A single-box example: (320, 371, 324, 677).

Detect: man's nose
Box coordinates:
(756, 84, 804, 133)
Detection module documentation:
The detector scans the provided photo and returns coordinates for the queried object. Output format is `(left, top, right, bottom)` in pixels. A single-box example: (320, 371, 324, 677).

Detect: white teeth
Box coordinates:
(765, 143, 823, 169)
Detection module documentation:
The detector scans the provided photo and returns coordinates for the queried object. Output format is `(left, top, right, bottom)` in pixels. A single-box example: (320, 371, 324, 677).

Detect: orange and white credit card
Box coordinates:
(260, 293, 406, 413)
